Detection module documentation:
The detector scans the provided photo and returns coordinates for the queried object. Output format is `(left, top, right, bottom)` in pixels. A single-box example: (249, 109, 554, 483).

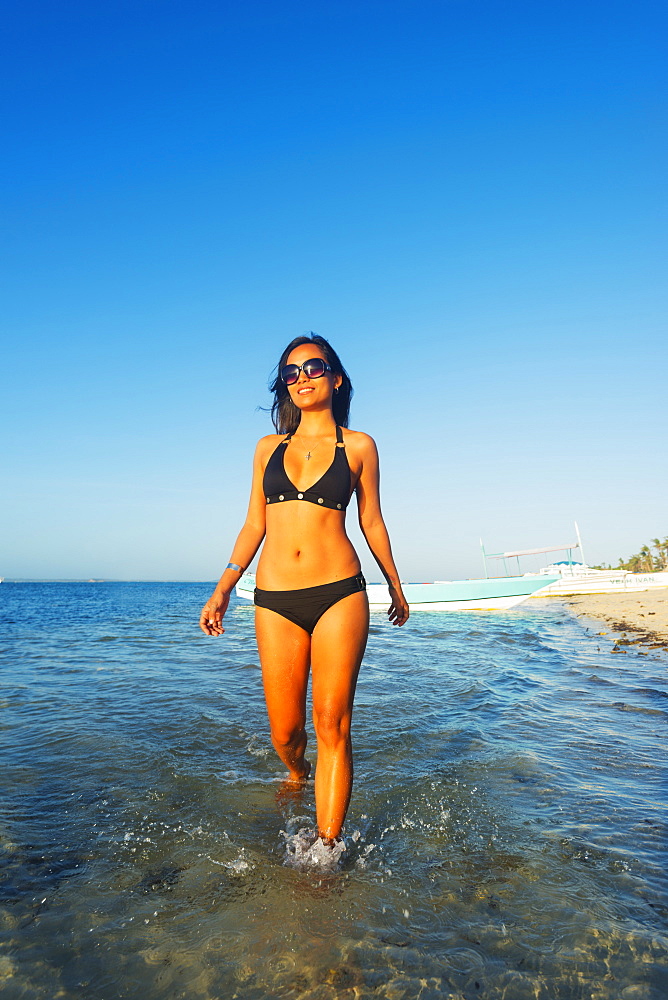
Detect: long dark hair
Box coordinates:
(269, 334, 353, 434)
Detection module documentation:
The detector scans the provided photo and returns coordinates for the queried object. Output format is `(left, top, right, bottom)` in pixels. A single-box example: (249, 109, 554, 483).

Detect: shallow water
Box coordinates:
(1, 582, 667, 999)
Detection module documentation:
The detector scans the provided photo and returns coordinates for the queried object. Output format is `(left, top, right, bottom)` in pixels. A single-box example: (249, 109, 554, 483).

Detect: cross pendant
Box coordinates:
(306, 452, 312, 460)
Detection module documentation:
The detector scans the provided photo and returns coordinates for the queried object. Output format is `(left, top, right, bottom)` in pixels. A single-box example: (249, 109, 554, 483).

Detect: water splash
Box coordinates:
(216, 849, 253, 874)
(281, 825, 346, 870)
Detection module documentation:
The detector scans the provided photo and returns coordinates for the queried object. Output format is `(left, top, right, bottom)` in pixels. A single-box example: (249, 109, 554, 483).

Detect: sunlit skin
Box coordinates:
(200, 342, 408, 843)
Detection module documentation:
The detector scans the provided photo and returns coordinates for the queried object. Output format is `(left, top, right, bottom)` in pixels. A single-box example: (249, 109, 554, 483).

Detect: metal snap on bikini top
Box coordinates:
(263, 425, 351, 510)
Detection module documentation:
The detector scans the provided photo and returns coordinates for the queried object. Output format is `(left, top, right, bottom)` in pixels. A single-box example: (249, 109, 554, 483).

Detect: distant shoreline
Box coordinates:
(5, 580, 668, 656)
(1, 579, 219, 584)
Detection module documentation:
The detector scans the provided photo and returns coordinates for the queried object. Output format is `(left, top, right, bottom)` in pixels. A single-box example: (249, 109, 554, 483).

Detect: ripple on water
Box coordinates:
(1, 584, 667, 999)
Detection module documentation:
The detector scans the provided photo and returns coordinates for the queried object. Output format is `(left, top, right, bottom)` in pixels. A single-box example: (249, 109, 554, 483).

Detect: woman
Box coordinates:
(200, 335, 408, 848)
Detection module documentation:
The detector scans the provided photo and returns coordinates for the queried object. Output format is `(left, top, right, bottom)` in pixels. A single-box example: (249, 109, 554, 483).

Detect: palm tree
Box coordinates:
(617, 536, 667, 573)
(652, 537, 668, 571)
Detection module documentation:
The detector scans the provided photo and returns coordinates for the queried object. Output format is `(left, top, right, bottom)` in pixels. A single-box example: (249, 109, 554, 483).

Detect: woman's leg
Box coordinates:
(255, 607, 312, 780)
(310, 590, 369, 840)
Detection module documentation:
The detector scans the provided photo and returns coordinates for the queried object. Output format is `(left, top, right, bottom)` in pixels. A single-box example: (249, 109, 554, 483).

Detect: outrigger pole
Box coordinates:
(574, 521, 586, 566)
(480, 539, 488, 579)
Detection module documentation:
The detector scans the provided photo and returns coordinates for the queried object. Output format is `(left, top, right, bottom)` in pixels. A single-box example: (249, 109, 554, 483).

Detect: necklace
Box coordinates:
(294, 431, 328, 460)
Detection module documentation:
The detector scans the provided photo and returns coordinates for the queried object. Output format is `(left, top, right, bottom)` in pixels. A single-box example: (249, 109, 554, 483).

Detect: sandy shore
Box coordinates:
(563, 588, 668, 655)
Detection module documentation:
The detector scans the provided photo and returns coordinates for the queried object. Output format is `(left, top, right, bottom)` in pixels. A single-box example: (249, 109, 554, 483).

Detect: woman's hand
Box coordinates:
(199, 590, 231, 636)
(387, 585, 409, 627)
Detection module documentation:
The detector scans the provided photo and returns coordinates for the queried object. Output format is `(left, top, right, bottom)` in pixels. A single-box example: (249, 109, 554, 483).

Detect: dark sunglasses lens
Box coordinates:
(302, 359, 327, 378)
(281, 365, 300, 385)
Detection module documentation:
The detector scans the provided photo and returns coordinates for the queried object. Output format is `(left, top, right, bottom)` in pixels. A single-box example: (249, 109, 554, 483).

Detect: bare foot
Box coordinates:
(318, 833, 342, 847)
(275, 760, 311, 812)
(286, 759, 311, 783)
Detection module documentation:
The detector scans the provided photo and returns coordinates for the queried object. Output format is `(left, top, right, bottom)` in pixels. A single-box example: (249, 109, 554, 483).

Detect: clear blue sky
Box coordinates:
(2, 0, 666, 581)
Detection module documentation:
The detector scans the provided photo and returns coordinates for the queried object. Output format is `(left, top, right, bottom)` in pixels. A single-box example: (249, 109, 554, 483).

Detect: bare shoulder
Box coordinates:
(341, 428, 378, 458)
(255, 434, 284, 460)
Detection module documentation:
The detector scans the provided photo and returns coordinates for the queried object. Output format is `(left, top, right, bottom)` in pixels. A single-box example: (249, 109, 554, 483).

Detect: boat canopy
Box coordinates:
(480, 522, 586, 579)
(487, 544, 578, 559)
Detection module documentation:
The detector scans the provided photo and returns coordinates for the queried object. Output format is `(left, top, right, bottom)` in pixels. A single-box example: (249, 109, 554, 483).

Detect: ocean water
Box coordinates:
(1, 582, 666, 1000)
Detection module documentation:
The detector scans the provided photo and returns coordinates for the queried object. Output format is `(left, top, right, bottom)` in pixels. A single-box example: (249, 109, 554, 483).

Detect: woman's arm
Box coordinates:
(199, 438, 271, 636)
(354, 433, 409, 626)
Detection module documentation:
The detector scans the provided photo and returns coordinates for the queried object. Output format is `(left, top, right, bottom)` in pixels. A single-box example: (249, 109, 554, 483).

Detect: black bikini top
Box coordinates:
(263, 425, 351, 511)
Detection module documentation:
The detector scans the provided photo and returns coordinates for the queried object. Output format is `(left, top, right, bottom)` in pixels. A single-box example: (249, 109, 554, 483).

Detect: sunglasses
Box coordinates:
(280, 357, 332, 385)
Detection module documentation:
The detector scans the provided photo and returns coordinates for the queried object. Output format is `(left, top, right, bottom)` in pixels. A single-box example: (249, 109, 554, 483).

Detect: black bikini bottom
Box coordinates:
(254, 574, 366, 635)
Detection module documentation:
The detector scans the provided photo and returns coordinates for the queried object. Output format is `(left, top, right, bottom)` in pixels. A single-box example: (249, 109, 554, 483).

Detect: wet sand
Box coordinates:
(564, 588, 668, 654)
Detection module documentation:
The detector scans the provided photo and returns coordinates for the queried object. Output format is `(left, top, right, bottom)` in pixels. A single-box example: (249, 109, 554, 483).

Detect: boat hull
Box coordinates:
(235, 574, 558, 611)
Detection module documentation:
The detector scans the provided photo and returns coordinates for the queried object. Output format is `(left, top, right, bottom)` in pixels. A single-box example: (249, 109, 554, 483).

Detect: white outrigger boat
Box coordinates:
(235, 573, 559, 611)
(527, 564, 668, 597)
(482, 523, 668, 598)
